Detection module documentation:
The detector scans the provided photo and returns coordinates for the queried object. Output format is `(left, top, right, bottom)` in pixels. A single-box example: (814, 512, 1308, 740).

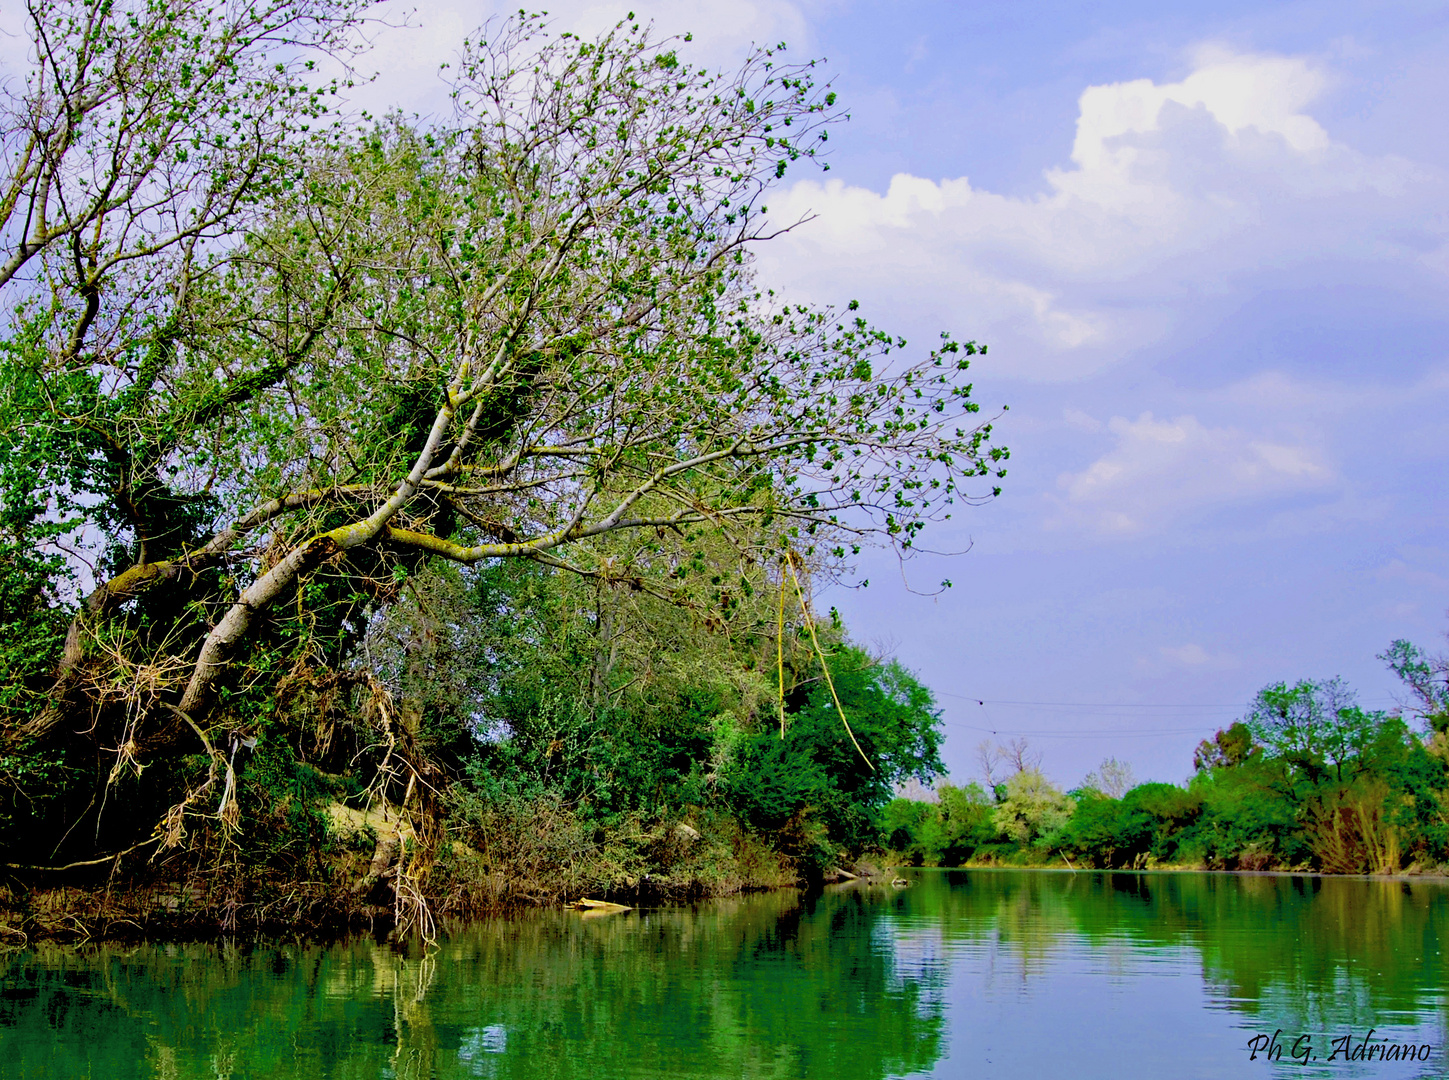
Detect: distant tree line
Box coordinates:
(884, 633, 1449, 875)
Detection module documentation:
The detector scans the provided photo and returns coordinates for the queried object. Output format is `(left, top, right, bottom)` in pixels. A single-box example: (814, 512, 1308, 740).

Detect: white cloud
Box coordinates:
(1063, 407, 1104, 433)
(1160, 643, 1212, 666)
(1141, 641, 1240, 676)
(1048, 411, 1335, 535)
(1067, 45, 1331, 175)
(755, 48, 1442, 379)
(1375, 559, 1449, 593)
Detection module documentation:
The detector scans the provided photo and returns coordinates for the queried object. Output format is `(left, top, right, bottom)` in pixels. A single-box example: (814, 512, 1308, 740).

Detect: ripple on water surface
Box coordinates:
(0, 869, 1445, 1079)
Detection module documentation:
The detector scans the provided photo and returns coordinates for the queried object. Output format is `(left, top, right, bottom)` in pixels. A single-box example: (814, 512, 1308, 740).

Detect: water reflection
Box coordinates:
(0, 889, 943, 1080)
(0, 872, 1445, 1078)
(884, 870, 1448, 1079)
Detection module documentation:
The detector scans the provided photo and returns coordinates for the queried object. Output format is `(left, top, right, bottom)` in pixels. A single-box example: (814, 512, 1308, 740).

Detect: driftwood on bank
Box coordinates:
(568, 898, 632, 914)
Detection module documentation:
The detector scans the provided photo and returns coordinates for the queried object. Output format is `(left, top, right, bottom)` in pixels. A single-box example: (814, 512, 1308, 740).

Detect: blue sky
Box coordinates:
(333, 1, 1449, 786)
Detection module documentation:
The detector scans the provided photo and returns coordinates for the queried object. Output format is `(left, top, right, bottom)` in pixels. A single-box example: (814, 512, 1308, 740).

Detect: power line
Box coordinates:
(937, 689, 1408, 741)
(950, 697, 1206, 741)
(938, 691, 1241, 707)
(941, 718, 1208, 739)
(936, 690, 1402, 709)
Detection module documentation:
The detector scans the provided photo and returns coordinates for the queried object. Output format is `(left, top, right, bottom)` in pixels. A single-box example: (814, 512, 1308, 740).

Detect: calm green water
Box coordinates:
(1, 870, 1446, 1079)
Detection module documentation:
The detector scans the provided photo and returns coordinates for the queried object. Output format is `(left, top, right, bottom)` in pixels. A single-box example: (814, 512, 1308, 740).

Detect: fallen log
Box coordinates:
(568, 898, 632, 913)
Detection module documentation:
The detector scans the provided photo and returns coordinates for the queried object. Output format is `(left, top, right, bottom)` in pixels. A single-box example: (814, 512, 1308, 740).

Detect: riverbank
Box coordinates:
(0, 804, 868, 944)
(895, 852, 1449, 879)
(11, 840, 1446, 946)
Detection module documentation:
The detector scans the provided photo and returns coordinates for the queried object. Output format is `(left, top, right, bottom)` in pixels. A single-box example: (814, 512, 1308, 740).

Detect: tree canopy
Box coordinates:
(1242, 678, 1386, 781)
(0, 3, 1004, 882)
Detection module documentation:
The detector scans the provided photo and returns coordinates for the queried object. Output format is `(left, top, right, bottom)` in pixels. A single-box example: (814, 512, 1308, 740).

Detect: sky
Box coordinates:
(14, 0, 1441, 788)
(327, 0, 1449, 788)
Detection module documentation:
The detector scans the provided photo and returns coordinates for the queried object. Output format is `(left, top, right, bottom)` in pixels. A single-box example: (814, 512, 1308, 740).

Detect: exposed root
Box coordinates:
(359, 672, 443, 945)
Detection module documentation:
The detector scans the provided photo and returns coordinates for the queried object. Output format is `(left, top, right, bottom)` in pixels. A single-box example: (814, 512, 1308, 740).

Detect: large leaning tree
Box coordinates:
(0, 3, 1006, 859)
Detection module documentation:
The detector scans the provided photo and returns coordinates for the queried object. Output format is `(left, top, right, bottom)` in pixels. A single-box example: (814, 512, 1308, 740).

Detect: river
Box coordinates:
(1, 869, 1445, 1078)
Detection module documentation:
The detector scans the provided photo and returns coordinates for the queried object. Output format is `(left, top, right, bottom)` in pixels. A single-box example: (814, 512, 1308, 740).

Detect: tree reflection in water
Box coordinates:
(0, 888, 944, 1079)
(2, 872, 1448, 1079)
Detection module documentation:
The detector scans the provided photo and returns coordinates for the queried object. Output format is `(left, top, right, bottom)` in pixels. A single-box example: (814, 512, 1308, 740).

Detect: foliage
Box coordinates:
(1063, 783, 1202, 869)
(1081, 756, 1135, 799)
(1179, 759, 1304, 868)
(723, 646, 945, 856)
(1244, 679, 1388, 781)
(991, 768, 1074, 848)
(1381, 638, 1449, 734)
(375, 554, 946, 877)
(887, 641, 1449, 875)
(881, 782, 993, 865)
(0, 4, 1005, 890)
(1192, 722, 1260, 772)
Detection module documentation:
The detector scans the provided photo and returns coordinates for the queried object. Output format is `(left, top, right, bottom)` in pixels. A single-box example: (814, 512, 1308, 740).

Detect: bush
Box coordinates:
(992, 769, 1074, 850)
(723, 648, 944, 853)
(881, 782, 993, 865)
(1063, 783, 1201, 868)
(1179, 760, 1304, 868)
